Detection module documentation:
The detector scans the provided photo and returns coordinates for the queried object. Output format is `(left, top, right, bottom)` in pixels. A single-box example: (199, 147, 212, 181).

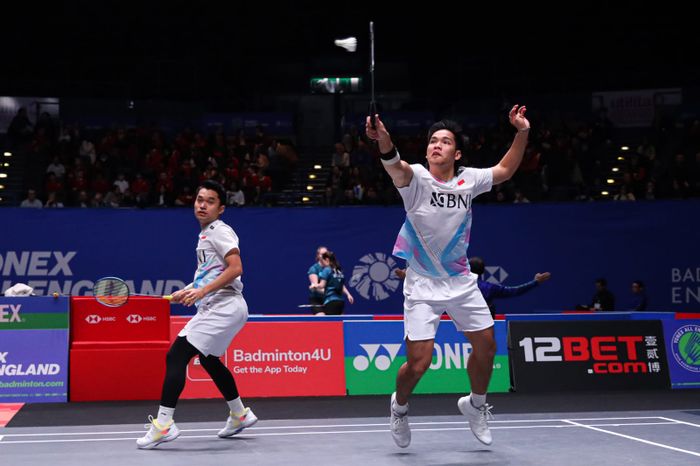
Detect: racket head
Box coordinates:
(93, 276, 130, 307)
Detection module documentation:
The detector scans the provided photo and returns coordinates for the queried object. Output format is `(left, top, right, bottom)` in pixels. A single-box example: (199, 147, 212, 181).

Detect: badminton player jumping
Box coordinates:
(366, 106, 530, 448)
(137, 179, 257, 449)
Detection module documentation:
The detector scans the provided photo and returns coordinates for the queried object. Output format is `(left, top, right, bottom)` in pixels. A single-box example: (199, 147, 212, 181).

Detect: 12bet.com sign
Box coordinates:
(508, 320, 670, 391)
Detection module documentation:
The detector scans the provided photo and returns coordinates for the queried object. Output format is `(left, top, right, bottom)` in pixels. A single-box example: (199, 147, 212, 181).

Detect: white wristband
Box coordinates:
(381, 153, 401, 166)
(518, 127, 531, 133)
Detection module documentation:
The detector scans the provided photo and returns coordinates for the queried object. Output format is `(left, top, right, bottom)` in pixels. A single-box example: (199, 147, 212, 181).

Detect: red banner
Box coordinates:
(71, 297, 170, 343)
(171, 318, 346, 397)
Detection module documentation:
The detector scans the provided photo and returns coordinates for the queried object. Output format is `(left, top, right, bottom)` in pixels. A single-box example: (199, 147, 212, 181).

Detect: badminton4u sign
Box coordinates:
(508, 320, 671, 391)
(170, 319, 346, 398)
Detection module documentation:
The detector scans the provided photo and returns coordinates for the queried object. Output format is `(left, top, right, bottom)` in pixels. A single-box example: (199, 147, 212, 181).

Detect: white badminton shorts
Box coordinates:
(403, 267, 493, 341)
(178, 292, 248, 357)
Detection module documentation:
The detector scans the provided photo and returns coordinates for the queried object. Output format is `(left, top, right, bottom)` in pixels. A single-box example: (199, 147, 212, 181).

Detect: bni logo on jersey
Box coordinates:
(671, 325, 700, 373)
(349, 252, 401, 301)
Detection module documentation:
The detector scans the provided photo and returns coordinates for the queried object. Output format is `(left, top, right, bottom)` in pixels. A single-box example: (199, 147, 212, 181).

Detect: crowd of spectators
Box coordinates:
(7, 107, 700, 209)
(9, 109, 298, 208)
(323, 111, 700, 205)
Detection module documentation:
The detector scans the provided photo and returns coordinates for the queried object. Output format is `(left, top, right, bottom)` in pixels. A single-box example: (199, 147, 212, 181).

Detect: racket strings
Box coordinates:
(94, 278, 129, 307)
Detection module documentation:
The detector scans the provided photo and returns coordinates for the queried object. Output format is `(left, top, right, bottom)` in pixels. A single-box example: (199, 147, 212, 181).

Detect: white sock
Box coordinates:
(227, 397, 246, 417)
(392, 394, 408, 415)
(470, 392, 487, 408)
(156, 406, 175, 426)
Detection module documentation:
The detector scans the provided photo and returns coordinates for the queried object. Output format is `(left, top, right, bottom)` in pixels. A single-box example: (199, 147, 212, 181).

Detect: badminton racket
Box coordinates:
(93, 276, 173, 307)
(369, 21, 377, 129)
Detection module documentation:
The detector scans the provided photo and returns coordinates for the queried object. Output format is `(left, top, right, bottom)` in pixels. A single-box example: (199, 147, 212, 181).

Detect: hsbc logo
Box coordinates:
(126, 314, 157, 324)
(85, 315, 116, 324)
(430, 192, 472, 209)
(353, 344, 402, 371)
(484, 266, 508, 284)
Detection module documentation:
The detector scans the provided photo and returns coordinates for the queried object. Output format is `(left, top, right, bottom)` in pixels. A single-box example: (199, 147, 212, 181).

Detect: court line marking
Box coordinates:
(562, 419, 700, 458)
(0, 421, 681, 445)
(657, 416, 700, 429)
(0, 416, 671, 437)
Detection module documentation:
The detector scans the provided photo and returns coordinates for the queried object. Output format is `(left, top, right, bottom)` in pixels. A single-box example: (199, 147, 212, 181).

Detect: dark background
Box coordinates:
(1, 3, 694, 105)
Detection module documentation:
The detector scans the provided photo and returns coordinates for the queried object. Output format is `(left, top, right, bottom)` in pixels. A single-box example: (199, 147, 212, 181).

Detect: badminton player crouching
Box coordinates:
(137, 180, 257, 449)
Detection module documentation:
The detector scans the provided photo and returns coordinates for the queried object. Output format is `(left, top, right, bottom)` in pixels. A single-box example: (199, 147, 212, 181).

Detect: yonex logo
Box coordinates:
(0, 304, 21, 323)
(349, 253, 401, 301)
(484, 266, 508, 284)
(126, 314, 143, 324)
(353, 344, 402, 371)
(85, 315, 101, 324)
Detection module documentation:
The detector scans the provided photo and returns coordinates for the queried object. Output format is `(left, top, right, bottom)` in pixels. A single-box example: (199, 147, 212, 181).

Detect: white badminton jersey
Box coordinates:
(193, 219, 243, 297)
(393, 163, 492, 278)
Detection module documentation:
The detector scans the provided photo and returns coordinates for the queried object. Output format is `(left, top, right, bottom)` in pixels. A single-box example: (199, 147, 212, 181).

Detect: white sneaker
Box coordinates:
(217, 407, 258, 438)
(136, 416, 181, 449)
(389, 392, 410, 448)
(458, 395, 494, 445)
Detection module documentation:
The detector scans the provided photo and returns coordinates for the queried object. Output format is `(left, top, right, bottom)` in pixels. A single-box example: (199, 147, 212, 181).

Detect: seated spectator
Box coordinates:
(226, 181, 245, 207)
(20, 189, 43, 208)
(44, 191, 64, 208)
(46, 156, 66, 179)
(175, 186, 195, 206)
(113, 173, 129, 193)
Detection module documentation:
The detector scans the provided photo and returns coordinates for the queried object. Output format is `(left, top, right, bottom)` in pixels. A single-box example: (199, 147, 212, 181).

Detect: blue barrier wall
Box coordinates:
(1, 201, 699, 314)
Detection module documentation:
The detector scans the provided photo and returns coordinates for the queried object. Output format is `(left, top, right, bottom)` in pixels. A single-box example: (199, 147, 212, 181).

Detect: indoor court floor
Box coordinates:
(2, 390, 699, 466)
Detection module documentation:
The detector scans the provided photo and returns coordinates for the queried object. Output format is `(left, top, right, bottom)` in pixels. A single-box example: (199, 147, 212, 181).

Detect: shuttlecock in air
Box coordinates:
(334, 37, 357, 52)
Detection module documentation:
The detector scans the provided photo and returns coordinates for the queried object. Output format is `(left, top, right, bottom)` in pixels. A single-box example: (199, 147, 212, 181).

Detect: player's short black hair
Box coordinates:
(427, 120, 465, 152)
(198, 180, 226, 205)
(469, 257, 485, 275)
(595, 278, 608, 287)
(633, 280, 645, 289)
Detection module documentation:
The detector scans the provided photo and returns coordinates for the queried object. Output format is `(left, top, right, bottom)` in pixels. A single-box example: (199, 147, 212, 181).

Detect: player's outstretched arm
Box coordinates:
(492, 105, 530, 185)
(366, 114, 413, 188)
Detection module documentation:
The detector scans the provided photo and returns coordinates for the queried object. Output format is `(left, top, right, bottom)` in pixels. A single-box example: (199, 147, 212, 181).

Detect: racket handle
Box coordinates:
(369, 101, 377, 129)
(163, 295, 173, 301)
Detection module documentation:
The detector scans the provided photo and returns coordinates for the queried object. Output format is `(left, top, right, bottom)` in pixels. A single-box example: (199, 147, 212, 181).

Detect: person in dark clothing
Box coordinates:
(468, 257, 551, 317)
(628, 280, 648, 311)
(590, 277, 615, 311)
